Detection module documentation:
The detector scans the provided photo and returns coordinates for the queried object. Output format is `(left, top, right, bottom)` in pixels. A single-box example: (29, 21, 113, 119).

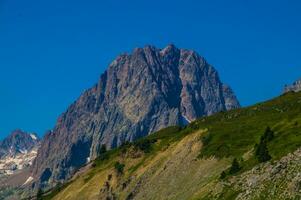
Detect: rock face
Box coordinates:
(0, 130, 39, 176)
(31, 45, 240, 188)
(284, 78, 301, 93)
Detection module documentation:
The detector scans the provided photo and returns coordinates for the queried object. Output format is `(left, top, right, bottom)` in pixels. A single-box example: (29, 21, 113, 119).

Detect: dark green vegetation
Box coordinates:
(229, 158, 241, 174)
(41, 92, 301, 200)
(37, 182, 73, 200)
(114, 161, 125, 174)
(254, 127, 274, 162)
(220, 158, 241, 179)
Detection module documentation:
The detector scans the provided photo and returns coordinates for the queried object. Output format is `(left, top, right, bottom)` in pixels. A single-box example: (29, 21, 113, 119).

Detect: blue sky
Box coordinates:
(0, 0, 300, 139)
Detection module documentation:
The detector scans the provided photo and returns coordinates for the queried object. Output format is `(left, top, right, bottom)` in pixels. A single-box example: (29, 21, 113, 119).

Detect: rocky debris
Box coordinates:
(0, 148, 38, 176)
(31, 44, 240, 190)
(284, 78, 301, 93)
(215, 148, 301, 199)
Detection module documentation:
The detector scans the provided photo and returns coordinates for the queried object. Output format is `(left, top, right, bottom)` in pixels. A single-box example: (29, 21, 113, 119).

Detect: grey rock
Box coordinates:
(284, 78, 301, 93)
(0, 129, 39, 159)
(30, 44, 240, 189)
(0, 130, 40, 177)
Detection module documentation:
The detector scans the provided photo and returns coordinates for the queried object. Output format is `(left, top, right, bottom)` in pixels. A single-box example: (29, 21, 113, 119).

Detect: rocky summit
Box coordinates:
(30, 45, 240, 189)
(0, 130, 39, 176)
(284, 78, 301, 93)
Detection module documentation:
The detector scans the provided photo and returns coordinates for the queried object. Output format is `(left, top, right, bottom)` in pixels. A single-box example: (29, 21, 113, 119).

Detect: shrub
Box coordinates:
(229, 158, 240, 174)
(114, 162, 125, 174)
(220, 171, 227, 179)
(97, 144, 109, 161)
(201, 132, 212, 146)
(134, 139, 155, 153)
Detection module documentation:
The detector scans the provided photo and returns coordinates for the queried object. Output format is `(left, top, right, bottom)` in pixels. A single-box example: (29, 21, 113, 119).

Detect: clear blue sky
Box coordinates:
(0, 0, 300, 139)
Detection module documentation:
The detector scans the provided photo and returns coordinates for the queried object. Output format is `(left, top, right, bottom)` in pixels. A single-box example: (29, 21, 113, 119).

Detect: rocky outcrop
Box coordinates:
(31, 44, 240, 189)
(0, 130, 39, 176)
(222, 84, 240, 110)
(284, 78, 301, 93)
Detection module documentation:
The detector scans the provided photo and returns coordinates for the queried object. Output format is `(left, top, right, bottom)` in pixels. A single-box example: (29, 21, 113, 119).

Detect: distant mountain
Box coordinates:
(284, 78, 301, 93)
(31, 44, 240, 189)
(0, 130, 39, 176)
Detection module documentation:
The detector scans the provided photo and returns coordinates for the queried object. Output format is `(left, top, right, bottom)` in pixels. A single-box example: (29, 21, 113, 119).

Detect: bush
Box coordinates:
(201, 132, 212, 146)
(114, 162, 125, 174)
(220, 171, 227, 179)
(134, 139, 155, 153)
(96, 144, 109, 161)
(229, 158, 240, 174)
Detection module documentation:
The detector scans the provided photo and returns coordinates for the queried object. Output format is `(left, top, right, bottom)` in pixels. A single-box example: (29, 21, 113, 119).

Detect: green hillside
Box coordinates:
(40, 91, 301, 200)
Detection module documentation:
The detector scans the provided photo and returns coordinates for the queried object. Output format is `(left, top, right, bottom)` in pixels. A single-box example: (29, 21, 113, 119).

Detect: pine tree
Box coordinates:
(229, 158, 240, 174)
(262, 126, 274, 142)
(256, 140, 271, 162)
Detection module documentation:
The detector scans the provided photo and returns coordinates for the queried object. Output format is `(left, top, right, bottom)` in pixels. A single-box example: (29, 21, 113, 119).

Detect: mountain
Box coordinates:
(30, 45, 240, 190)
(41, 91, 301, 200)
(0, 130, 39, 176)
(284, 78, 301, 93)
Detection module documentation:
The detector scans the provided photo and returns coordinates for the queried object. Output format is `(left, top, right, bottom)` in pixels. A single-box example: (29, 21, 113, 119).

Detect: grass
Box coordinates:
(38, 181, 73, 200)
(197, 92, 301, 161)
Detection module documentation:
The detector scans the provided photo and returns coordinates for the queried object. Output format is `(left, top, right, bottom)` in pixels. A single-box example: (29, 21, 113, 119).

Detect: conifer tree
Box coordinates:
(229, 158, 240, 174)
(262, 126, 274, 142)
(256, 140, 271, 162)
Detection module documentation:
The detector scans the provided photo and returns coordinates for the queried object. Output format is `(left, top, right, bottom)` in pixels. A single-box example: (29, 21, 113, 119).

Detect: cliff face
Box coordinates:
(31, 45, 240, 188)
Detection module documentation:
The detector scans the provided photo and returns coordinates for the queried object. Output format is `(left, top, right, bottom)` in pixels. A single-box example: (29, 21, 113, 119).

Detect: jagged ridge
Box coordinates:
(31, 44, 240, 190)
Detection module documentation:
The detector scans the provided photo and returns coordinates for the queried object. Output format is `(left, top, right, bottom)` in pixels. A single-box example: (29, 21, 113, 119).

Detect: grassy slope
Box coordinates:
(41, 91, 301, 200)
(197, 92, 301, 165)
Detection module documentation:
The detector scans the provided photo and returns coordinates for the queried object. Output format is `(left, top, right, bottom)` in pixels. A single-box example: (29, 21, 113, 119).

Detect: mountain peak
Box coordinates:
(0, 129, 40, 177)
(31, 45, 240, 189)
(0, 129, 39, 158)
